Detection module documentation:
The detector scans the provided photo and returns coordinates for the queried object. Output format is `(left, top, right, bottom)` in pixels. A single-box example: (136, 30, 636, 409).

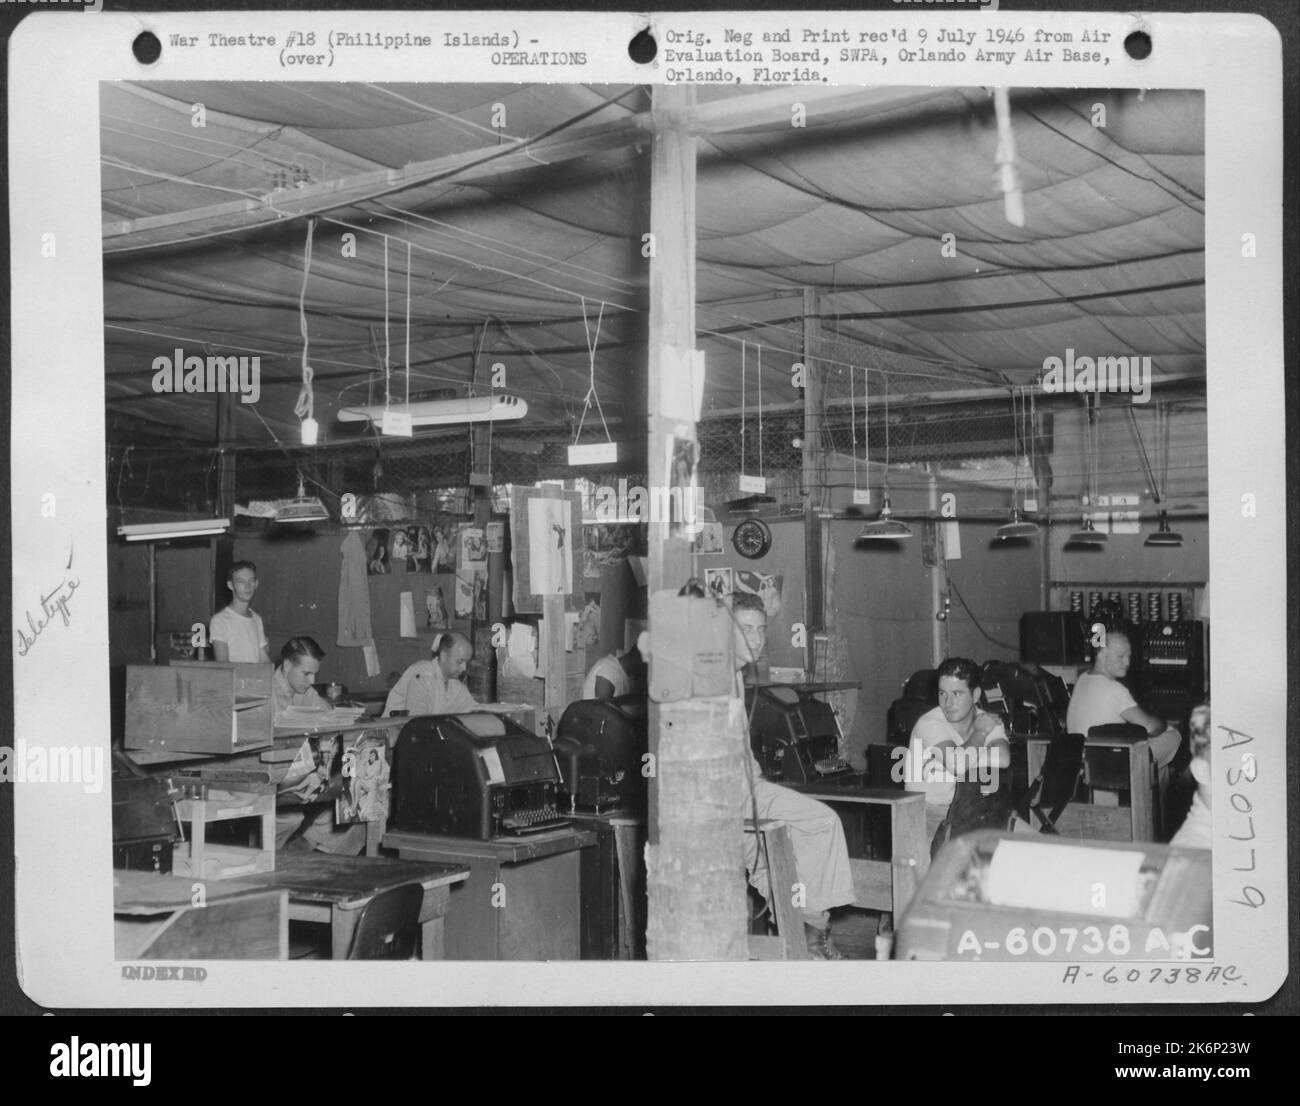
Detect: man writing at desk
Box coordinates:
(1067, 628, 1181, 769)
(383, 631, 477, 716)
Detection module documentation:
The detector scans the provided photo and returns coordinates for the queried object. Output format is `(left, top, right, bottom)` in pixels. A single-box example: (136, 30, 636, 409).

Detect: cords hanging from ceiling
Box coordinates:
(739, 341, 747, 475)
(383, 235, 391, 409)
(404, 241, 412, 405)
(572, 297, 611, 445)
(292, 217, 317, 425)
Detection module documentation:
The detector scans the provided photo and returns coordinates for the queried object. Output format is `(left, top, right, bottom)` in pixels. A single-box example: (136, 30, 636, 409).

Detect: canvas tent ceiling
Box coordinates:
(102, 81, 1205, 451)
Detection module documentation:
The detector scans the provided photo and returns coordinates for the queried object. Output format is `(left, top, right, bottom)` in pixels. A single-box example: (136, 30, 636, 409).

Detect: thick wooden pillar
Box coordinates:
(643, 86, 749, 961)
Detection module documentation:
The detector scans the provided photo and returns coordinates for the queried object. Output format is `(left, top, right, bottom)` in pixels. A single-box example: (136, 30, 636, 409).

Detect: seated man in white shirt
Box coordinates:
(582, 648, 644, 701)
(1066, 628, 1182, 767)
(383, 631, 478, 717)
(904, 656, 1011, 854)
(729, 592, 856, 960)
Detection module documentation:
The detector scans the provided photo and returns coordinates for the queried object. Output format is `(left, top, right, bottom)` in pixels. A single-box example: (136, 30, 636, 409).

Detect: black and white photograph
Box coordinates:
(4, 6, 1290, 1027)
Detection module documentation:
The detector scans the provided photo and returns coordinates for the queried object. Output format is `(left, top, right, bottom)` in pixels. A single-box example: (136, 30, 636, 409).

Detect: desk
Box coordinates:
(240, 852, 469, 959)
(114, 870, 287, 959)
(1024, 732, 1156, 842)
(384, 826, 597, 960)
(786, 785, 928, 917)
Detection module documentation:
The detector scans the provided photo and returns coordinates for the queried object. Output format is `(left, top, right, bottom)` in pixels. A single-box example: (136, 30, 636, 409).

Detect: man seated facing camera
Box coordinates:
(904, 656, 1011, 854)
(729, 591, 856, 960)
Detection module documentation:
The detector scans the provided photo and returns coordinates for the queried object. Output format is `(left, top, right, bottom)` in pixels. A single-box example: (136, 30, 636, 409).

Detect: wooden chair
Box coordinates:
(1024, 733, 1086, 833)
(744, 820, 810, 960)
(345, 882, 425, 959)
(290, 881, 424, 960)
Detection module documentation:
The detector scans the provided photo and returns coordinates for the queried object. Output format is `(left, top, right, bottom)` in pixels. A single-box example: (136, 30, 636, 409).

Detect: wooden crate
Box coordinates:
(172, 788, 276, 880)
(125, 661, 273, 755)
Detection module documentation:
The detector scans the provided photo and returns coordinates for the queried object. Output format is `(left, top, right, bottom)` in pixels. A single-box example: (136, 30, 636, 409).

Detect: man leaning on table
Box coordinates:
(383, 631, 478, 716)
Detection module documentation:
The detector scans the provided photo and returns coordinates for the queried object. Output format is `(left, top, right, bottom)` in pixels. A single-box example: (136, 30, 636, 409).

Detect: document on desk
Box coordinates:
(274, 706, 367, 731)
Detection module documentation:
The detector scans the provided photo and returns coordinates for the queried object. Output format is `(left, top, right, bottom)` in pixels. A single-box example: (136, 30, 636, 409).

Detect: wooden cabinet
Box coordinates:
(125, 661, 273, 755)
(384, 827, 596, 960)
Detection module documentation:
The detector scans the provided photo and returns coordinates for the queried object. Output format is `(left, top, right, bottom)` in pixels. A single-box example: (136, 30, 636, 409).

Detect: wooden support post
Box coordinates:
(213, 391, 237, 624)
(801, 288, 824, 676)
(643, 85, 749, 961)
(541, 594, 567, 715)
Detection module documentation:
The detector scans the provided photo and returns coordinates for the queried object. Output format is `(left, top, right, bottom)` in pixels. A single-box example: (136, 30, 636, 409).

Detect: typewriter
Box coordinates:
(746, 684, 855, 785)
(391, 713, 569, 840)
(553, 695, 647, 813)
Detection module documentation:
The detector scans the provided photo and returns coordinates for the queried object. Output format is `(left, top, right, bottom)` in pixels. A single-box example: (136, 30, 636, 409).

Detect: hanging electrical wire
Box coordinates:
(292, 218, 317, 430)
(572, 297, 612, 446)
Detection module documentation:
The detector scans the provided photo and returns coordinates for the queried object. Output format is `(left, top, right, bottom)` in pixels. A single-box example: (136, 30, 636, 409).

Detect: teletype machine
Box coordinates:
(746, 684, 855, 785)
(390, 713, 570, 840)
(552, 696, 647, 813)
(895, 830, 1212, 962)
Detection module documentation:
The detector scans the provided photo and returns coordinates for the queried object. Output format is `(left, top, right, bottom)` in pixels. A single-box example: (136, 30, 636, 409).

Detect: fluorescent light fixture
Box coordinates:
(118, 518, 231, 542)
(856, 495, 914, 541)
(996, 506, 1040, 541)
(1145, 510, 1184, 547)
(275, 478, 330, 524)
(338, 394, 527, 427)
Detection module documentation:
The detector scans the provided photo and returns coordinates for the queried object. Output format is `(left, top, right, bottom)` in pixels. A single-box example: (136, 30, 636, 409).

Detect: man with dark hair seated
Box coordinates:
(904, 656, 1011, 855)
(729, 591, 856, 959)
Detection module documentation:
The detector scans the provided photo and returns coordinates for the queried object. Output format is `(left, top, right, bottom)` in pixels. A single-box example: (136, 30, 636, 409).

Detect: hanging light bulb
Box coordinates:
(1144, 510, 1184, 547)
(300, 417, 319, 446)
(1067, 513, 1108, 547)
(856, 371, 912, 541)
(996, 505, 1039, 541)
(856, 494, 914, 541)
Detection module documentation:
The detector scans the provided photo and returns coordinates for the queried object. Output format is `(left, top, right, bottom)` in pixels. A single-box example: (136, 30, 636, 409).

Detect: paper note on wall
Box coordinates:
(363, 643, 381, 678)
(505, 622, 538, 678)
(399, 591, 416, 638)
(944, 520, 962, 559)
(985, 841, 1144, 918)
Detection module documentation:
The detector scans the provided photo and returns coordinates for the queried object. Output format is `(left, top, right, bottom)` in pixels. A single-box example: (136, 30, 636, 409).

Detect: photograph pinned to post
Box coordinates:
(5, 6, 1287, 1018)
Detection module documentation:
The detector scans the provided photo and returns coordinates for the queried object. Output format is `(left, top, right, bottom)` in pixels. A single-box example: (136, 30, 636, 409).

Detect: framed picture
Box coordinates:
(704, 566, 733, 599)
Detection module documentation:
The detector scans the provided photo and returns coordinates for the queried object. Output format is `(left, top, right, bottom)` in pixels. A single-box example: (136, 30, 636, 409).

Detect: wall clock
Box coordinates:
(731, 517, 772, 560)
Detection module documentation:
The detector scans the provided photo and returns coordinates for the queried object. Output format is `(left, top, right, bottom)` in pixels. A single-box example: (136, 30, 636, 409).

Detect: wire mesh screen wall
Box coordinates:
(106, 377, 1204, 518)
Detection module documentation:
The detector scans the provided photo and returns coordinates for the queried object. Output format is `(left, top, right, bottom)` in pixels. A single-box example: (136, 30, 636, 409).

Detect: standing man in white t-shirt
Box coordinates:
(1066, 628, 1181, 767)
(209, 560, 271, 663)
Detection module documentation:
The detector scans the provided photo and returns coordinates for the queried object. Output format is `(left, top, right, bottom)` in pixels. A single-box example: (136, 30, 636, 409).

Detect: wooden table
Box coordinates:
(239, 852, 469, 959)
(785, 784, 929, 918)
(114, 870, 287, 960)
(384, 826, 597, 960)
(1024, 731, 1157, 842)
